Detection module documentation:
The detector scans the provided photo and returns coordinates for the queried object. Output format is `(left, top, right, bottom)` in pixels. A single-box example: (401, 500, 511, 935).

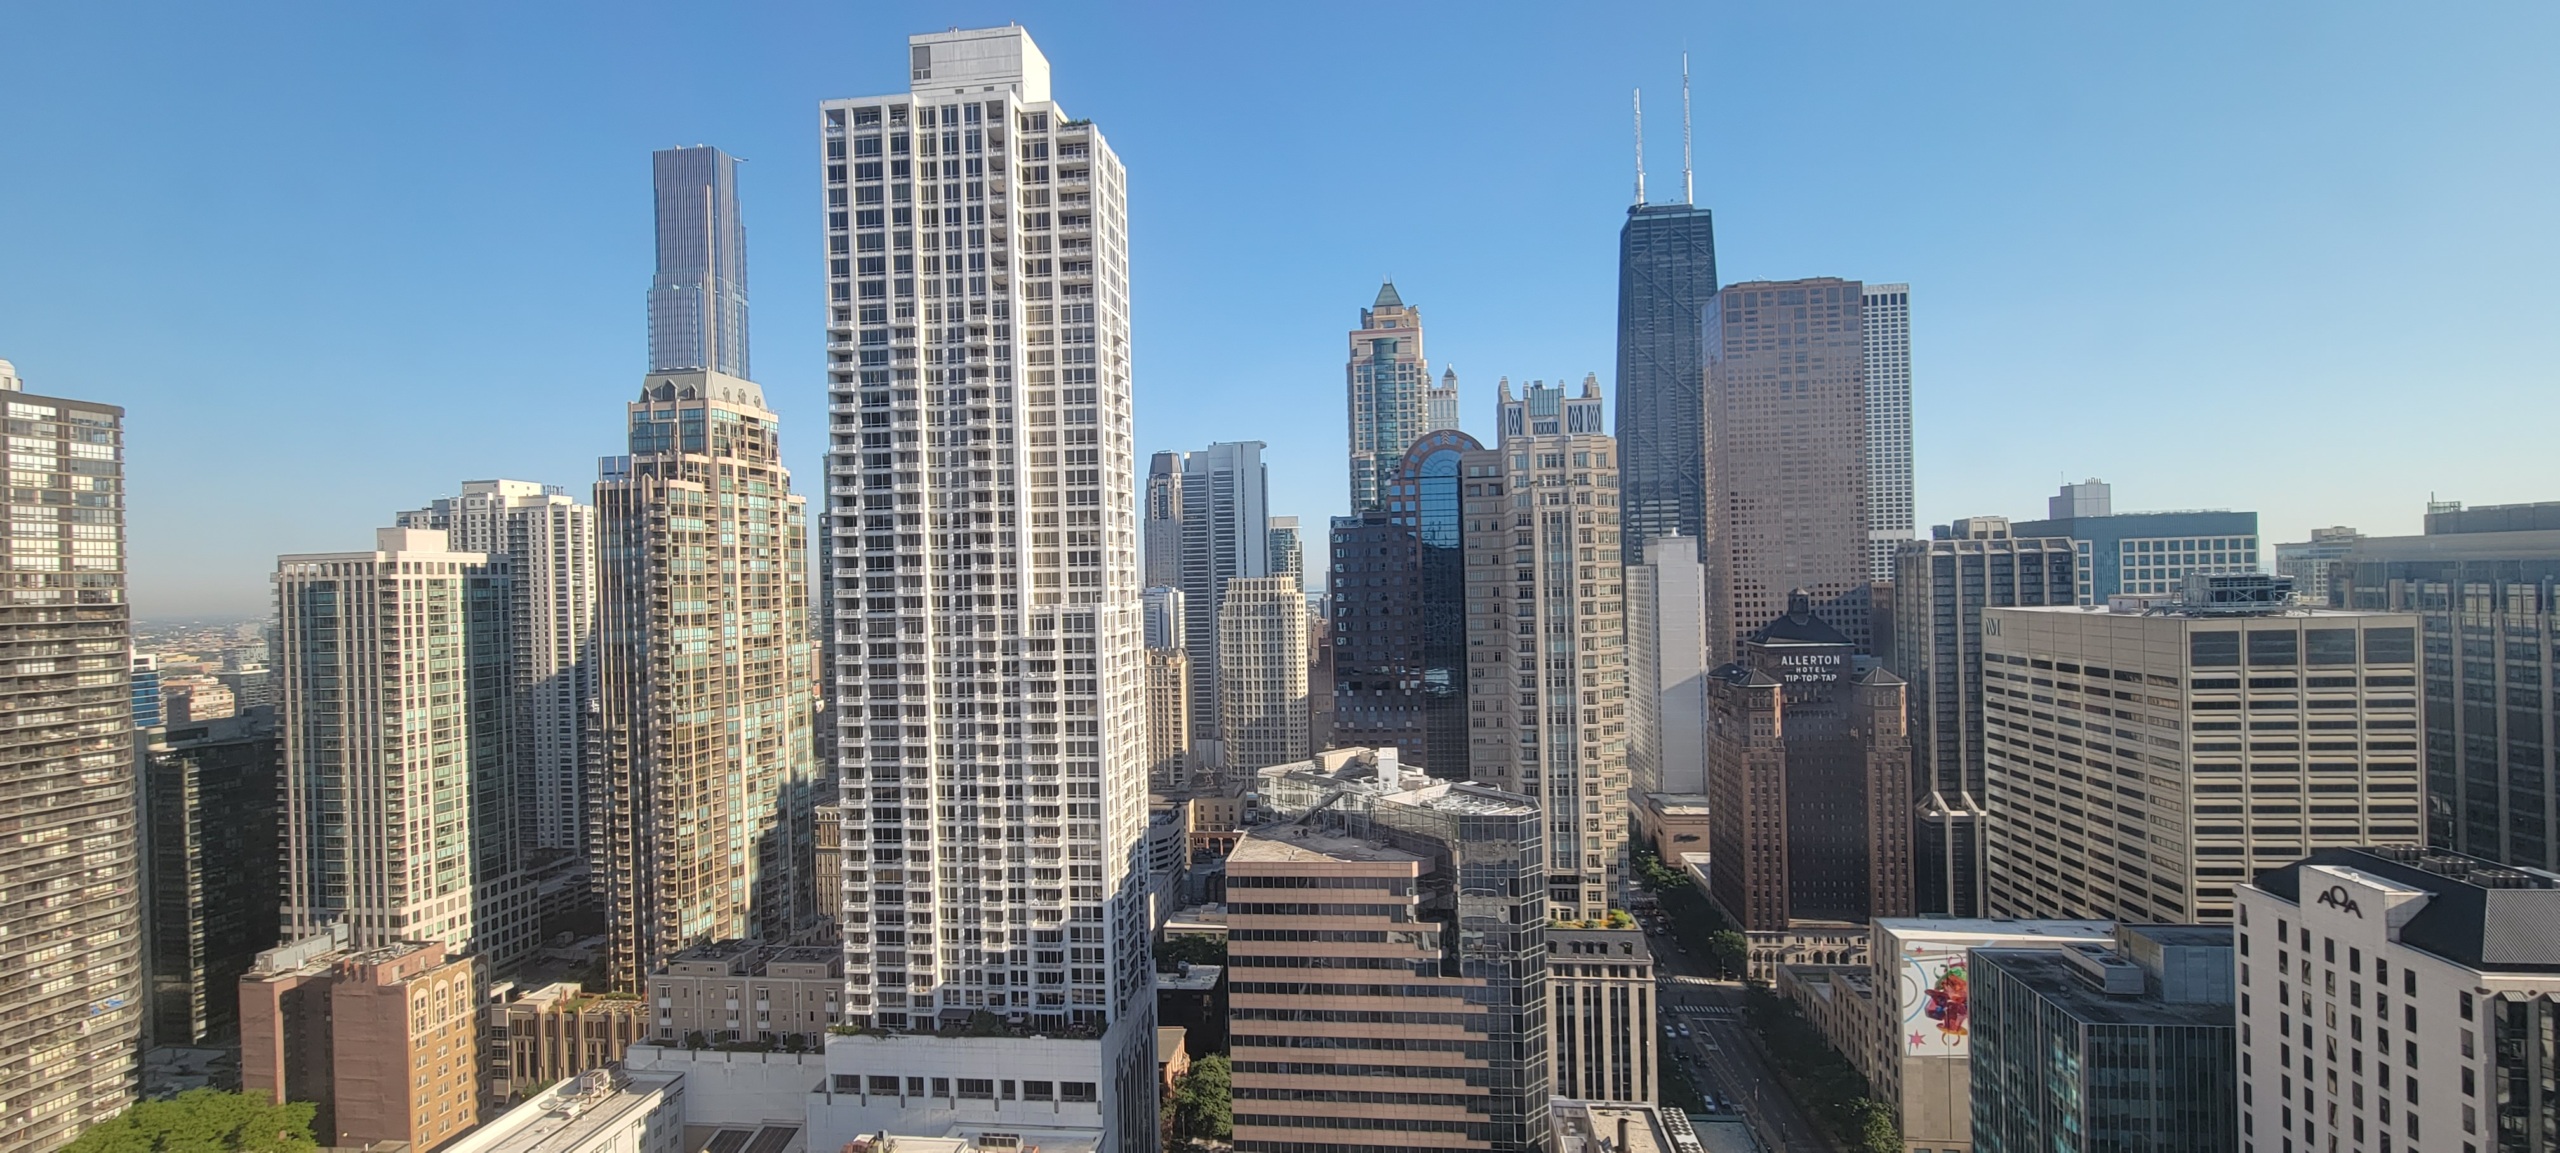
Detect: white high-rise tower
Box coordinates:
(1862, 283, 1913, 582)
(817, 27, 1156, 1148)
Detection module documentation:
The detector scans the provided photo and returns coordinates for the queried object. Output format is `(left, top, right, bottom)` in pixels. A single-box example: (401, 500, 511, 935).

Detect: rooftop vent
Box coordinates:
(2062, 944, 2145, 996)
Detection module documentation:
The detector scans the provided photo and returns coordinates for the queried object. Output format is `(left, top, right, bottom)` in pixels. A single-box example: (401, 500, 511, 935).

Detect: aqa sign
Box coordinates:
(2316, 885, 2364, 918)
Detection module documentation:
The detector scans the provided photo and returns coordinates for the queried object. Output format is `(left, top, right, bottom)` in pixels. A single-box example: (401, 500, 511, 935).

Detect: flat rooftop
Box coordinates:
(450, 1070, 682, 1153)
(1230, 822, 1423, 867)
(1875, 918, 2116, 942)
(1974, 948, 2235, 1029)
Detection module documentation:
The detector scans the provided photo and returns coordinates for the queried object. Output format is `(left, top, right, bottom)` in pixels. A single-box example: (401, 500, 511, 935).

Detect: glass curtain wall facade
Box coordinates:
(648, 146, 752, 378)
(2335, 533, 2560, 872)
(1613, 203, 1716, 564)
(1329, 429, 1482, 778)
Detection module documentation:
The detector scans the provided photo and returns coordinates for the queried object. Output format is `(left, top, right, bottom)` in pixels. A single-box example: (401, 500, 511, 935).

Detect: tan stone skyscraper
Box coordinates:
(1464, 375, 1630, 919)
(1346, 281, 1433, 512)
(1144, 646, 1192, 790)
(595, 370, 817, 989)
(1704, 278, 1872, 657)
(1217, 575, 1309, 779)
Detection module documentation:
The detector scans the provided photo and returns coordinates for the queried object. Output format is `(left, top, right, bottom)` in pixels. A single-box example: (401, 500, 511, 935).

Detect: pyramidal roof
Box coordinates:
(1373, 280, 1405, 309)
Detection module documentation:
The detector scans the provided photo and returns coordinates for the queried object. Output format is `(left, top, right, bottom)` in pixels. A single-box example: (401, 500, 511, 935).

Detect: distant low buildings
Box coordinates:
(2010, 479, 2259, 604)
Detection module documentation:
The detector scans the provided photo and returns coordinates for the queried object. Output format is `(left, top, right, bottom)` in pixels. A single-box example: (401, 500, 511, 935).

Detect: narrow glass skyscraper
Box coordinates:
(648, 145, 751, 378)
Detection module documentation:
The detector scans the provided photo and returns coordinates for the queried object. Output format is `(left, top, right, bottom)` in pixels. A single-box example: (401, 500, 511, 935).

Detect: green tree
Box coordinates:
(66, 1090, 318, 1153)
(1846, 1098, 1902, 1153)
(1169, 1054, 1232, 1143)
(1707, 929, 1750, 978)
(1157, 934, 1226, 970)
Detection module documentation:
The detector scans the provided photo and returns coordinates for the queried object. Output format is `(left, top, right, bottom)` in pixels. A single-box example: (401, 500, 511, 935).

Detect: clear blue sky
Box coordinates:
(3, 2, 2552, 618)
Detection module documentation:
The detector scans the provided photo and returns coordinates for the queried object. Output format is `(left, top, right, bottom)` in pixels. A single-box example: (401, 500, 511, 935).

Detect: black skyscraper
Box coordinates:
(1614, 202, 1716, 564)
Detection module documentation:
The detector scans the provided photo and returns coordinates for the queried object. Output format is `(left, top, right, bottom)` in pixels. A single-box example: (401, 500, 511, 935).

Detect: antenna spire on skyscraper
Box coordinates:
(1632, 89, 1647, 207)
(1681, 52, 1695, 205)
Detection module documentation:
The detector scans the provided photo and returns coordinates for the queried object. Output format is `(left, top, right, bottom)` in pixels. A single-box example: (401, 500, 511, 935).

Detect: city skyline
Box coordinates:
(4, 4, 2549, 617)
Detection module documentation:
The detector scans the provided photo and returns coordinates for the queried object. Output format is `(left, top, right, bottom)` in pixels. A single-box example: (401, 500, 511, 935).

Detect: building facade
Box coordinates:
(1465, 377, 1629, 919)
(1140, 583, 1182, 649)
(596, 368, 817, 988)
(1429, 365, 1462, 436)
(1144, 646, 1192, 791)
(398, 478, 599, 866)
(0, 361, 142, 1151)
(1981, 582, 2425, 925)
(1265, 515, 1301, 585)
(1865, 918, 2119, 1153)
(1704, 278, 1874, 657)
(1612, 201, 1717, 564)
(1548, 927, 1655, 1105)
(1861, 283, 1914, 584)
(820, 28, 1159, 1145)
(643, 940, 844, 1047)
(276, 527, 531, 966)
(1329, 428, 1481, 778)
(1164, 441, 1271, 743)
(1218, 575, 1310, 780)
(1239, 749, 1551, 1153)
(2273, 524, 2362, 607)
(1967, 926, 2237, 1153)
(144, 707, 283, 1046)
(2333, 505, 2560, 873)
(1706, 593, 1915, 972)
(1627, 533, 1708, 797)
(2236, 846, 2560, 1153)
(648, 145, 751, 379)
(486, 982, 649, 1106)
(2010, 485, 2259, 605)
(1886, 518, 2077, 918)
(1345, 281, 1434, 514)
(240, 934, 484, 1153)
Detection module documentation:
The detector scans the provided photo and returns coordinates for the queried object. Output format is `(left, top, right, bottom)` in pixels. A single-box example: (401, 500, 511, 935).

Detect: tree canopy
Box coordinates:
(65, 1090, 318, 1153)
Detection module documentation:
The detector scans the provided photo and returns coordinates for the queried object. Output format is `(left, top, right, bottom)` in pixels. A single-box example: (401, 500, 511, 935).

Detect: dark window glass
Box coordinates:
(2192, 631, 2241, 667)
(2366, 627, 2417, 664)
(2306, 628, 2358, 665)
(2249, 630, 2299, 667)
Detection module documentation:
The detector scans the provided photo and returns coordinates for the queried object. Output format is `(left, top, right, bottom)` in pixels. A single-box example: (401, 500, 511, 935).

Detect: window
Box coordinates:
(958, 1078, 995, 1099)
(2193, 631, 2241, 667)
(1061, 1081, 1098, 1103)
(2365, 627, 2416, 664)
(2249, 630, 2299, 667)
(2306, 628, 2357, 665)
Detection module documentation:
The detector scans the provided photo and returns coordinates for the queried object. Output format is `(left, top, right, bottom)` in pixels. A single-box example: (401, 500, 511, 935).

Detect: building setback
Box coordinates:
(1237, 749, 1551, 1153)
(1885, 518, 2077, 918)
(2332, 502, 2560, 873)
(1704, 278, 1874, 657)
(595, 368, 817, 989)
(820, 28, 1158, 1142)
(2236, 846, 2560, 1153)
(1465, 377, 1630, 920)
(1981, 580, 2425, 925)
(0, 361, 143, 1150)
(144, 706, 283, 1046)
